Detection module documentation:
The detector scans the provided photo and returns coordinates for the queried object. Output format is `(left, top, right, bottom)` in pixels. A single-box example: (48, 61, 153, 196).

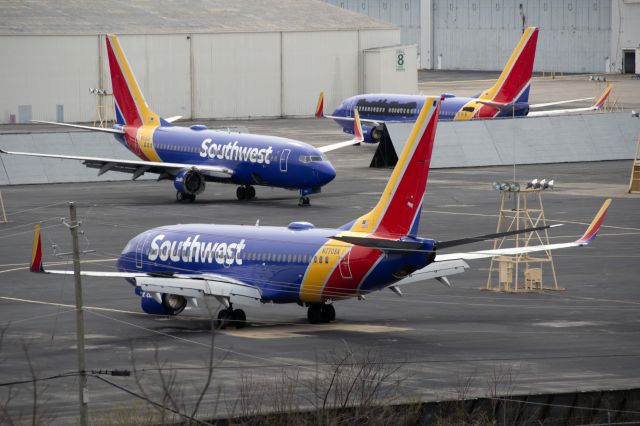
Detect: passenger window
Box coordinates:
(314, 256, 317, 263)
(325, 256, 329, 263)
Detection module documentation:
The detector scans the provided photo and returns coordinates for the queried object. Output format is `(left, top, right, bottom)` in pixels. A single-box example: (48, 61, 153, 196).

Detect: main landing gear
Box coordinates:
(307, 303, 335, 324)
(176, 191, 196, 203)
(236, 185, 256, 201)
(298, 196, 310, 207)
(215, 307, 247, 330)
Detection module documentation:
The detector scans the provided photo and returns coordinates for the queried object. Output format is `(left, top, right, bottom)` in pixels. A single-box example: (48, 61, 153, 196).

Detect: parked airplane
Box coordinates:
(30, 96, 611, 328)
(317, 27, 611, 143)
(0, 35, 363, 206)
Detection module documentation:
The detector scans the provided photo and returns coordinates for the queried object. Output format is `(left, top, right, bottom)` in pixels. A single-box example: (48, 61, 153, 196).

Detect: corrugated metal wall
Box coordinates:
(324, 0, 421, 50)
(322, 0, 613, 72)
(0, 36, 99, 123)
(0, 29, 399, 124)
(432, 0, 611, 73)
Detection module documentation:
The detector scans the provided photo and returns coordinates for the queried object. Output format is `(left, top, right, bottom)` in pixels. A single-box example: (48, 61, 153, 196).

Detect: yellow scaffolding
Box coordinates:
(629, 133, 640, 193)
(485, 189, 563, 293)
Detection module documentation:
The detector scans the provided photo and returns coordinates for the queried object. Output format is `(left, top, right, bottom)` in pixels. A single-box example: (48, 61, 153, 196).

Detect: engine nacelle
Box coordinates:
(174, 169, 206, 195)
(364, 125, 384, 143)
(137, 288, 187, 316)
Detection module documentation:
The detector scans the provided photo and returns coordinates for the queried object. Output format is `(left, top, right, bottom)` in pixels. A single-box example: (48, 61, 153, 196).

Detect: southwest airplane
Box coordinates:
(30, 96, 611, 328)
(317, 27, 611, 143)
(0, 35, 363, 206)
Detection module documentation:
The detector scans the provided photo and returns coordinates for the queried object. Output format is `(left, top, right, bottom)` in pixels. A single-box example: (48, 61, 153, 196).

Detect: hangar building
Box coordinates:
(322, 0, 640, 74)
(0, 0, 415, 124)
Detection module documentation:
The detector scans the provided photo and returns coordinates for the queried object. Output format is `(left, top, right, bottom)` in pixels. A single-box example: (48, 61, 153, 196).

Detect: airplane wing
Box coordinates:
(527, 85, 611, 117)
(529, 97, 594, 108)
(32, 120, 125, 135)
(318, 109, 364, 153)
(436, 199, 611, 261)
(0, 149, 233, 180)
(315, 92, 386, 127)
(29, 225, 261, 307)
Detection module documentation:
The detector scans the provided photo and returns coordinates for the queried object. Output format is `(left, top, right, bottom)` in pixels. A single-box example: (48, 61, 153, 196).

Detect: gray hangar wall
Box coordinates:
(323, 0, 614, 73)
(0, 29, 400, 124)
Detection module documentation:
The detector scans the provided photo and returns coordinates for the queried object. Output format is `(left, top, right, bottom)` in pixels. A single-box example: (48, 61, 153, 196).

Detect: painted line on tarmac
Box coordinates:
(0, 296, 145, 316)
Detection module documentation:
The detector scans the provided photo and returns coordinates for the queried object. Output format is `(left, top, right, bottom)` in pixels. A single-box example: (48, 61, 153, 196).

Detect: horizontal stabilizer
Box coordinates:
(437, 223, 561, 250)
(437, 199, 611, 261)
(329, 235, 423, 251)
(31, 120, 125, 135)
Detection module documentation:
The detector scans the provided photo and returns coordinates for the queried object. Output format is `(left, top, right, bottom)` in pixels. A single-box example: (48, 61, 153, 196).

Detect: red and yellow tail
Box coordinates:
(30, 224, 44, 273)
(105, 35, 160, 128)
(349, 96, 442, 238)
(315, 92, 324, 118)
(594, 85, 612, 110)
(480, 27, 538, 104)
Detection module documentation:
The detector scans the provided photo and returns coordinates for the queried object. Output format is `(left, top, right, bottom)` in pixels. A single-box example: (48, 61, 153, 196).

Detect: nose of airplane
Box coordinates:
(315, 162, 336, 185)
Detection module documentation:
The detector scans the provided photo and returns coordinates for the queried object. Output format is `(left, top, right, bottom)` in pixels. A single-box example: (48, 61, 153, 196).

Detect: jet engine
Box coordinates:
(139, 291, 187, 316)
(173, 169, 206, 195)
(366, 125, 384, 143)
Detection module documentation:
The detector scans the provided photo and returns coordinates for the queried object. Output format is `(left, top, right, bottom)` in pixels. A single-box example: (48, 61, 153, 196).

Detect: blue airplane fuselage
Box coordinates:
(117, 223, 435, 305)
(114, 124, 336, 194)
(331, 93, 530, 142)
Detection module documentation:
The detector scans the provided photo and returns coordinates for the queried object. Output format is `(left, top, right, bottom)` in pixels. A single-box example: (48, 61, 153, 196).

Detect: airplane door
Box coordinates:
(280, 149, 291, 172)
(339, 250, 353, 279)
(135, 235, 149, 269)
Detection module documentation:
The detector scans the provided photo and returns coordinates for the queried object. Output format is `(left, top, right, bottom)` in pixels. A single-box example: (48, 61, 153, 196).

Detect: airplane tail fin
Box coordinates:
(315, 92, 324, 118)
(105, 34, 160, 128)
(481, 27, 538, 104)
(31, 224, 44, 273)
(347, 96, 442, 238)
(593, 84, 612, 110)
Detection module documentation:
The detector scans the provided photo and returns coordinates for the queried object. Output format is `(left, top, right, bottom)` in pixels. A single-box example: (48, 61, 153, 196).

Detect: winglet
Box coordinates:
(31, 224, 45, 273)
(576, 199, 612, 245)
(315, 92, 324, 118)
(593, 85, 611, 110)
(353, 109, 364, 142)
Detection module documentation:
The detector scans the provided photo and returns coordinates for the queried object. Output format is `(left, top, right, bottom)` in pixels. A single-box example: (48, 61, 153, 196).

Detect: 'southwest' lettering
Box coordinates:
(199, 139, 273, 164)
(148, 234, 246, 266)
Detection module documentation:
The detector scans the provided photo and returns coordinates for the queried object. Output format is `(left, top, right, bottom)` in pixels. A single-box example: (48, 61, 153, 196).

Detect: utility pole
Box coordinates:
(69, 202, 88, 425)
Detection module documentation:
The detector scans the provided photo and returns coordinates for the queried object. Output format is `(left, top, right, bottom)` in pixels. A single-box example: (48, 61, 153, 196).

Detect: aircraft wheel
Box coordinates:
(298, 196, 310, 207)
(321, 304, 335, 323)
(236, 186, 246, 201)
(176, 191, 186, 202)
(215, 309, 232, 330)
(232, 309, 247, 329)
(246, 185, 256, 200)
(307, 304, 323, 324)
(188, 194, 196, 203)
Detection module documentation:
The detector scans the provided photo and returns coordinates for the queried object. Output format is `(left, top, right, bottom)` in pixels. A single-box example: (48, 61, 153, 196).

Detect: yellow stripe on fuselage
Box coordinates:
(107, 35, 160, 127)
(136, 126, 161, 162)
(299, 239, 353, 303)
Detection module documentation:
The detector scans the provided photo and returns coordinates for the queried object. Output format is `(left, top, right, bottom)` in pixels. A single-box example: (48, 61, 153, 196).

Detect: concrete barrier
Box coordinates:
(387, 111, 640, 168)
(1, 112, 638, 185)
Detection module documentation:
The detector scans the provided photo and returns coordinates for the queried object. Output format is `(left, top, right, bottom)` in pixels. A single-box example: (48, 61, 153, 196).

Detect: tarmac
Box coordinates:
(0, 73, 639, 422)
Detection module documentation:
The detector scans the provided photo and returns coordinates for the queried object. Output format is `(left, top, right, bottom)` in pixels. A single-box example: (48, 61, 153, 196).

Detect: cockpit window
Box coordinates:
(299, 154, 328, 163)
